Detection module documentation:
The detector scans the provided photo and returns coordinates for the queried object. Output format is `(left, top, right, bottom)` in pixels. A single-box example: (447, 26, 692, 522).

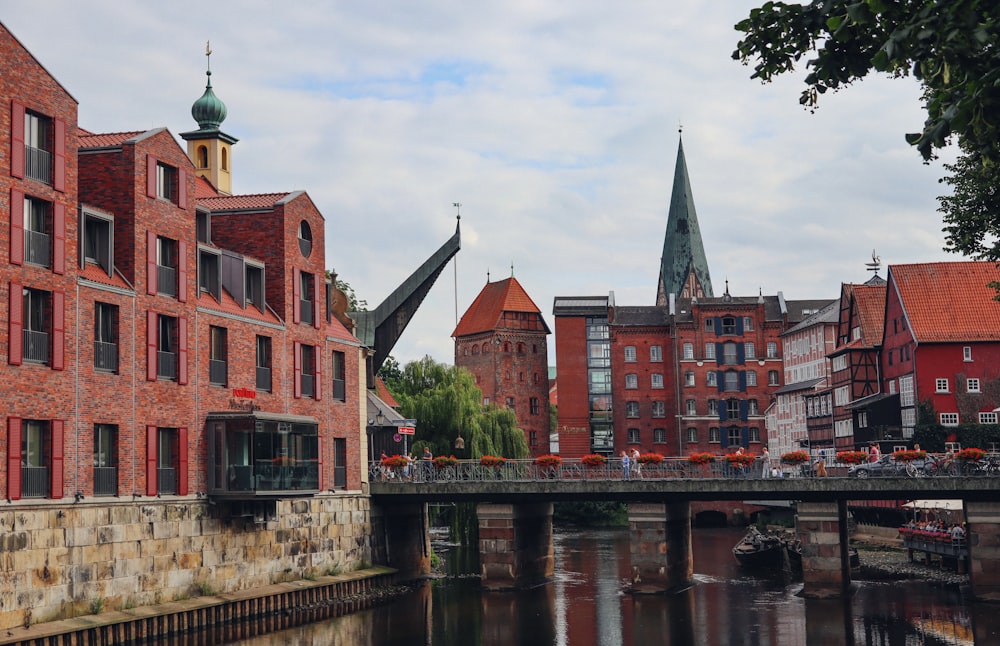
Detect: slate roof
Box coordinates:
(891, 262, 1000, 343)
(782, 299, 838, 336)
(453, 277, 549, 337)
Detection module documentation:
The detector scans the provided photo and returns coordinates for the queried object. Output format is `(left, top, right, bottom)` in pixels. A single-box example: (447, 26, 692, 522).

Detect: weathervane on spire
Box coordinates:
(866, 249, 881, 275)
(205, 41, 212, 72)
(453, 202, 461, 219)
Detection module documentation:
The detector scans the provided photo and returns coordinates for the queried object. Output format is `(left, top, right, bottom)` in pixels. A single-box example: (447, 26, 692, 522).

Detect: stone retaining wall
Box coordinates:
(0, 494, 372, 630)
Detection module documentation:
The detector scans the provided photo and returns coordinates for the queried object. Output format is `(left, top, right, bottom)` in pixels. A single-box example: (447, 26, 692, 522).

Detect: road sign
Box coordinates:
(399, 426, 415, 435)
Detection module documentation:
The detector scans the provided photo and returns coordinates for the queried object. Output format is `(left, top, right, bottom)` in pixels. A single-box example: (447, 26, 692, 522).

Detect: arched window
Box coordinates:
(471, 345, 479, 355)
(503, 342, 511, 353)
(196, 145, 208, 169)
(221, 147, 229, 171)
(482, 343, 490, 354)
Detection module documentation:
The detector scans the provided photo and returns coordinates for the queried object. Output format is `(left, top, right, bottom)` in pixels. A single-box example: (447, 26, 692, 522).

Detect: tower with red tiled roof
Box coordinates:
(453, 276, 551, 456)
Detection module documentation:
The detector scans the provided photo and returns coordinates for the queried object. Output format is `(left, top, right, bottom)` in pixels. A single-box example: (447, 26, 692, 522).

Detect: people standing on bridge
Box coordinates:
(870, 443, 881, 463)
(422, 447, 433, 481)
(631, 448, 642, 479)
(760, 447, 771, 479)
(621, 451, 631, 480)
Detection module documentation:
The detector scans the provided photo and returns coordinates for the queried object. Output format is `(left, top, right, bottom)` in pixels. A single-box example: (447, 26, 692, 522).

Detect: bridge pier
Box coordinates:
(966, 501, 1000, 600)
(627, 502, 693, 593)
(478, 502, 554, 590)
(373, 503, 431, 581)
(796, 501, 852, 599)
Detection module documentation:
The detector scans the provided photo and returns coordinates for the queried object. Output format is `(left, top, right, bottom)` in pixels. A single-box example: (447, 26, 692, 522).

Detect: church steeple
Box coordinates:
(180, 42, 239, 195)
(656, 133, 713, 305)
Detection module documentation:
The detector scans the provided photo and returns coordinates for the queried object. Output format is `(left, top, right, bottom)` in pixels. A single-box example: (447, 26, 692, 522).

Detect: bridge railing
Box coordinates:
(369, 457, 812, 483)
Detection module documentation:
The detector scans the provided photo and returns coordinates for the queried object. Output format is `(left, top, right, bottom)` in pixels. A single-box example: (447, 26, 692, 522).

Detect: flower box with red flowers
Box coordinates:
(956, 447, 986, 461)
(687, 452, 716, 465)
(480, 455, 507, 467)
(724, 453, 756, 468)
(535, 454, 562, 468)
(780, 450, 810, 465)
(836, 451, 869, 465)
(637, 453, 664, 465)
(892, 449, 927, 462)
(380, 455, 409, 469)
(581, 454, 607, 467)
(433, 455, 458, 469)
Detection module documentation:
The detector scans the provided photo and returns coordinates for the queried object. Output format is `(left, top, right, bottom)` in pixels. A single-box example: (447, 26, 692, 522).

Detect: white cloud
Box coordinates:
(3, 1, 960, 366)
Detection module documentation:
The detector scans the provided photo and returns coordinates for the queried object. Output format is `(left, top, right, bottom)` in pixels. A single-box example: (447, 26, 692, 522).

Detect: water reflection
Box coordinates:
(221, 527, 993, 645)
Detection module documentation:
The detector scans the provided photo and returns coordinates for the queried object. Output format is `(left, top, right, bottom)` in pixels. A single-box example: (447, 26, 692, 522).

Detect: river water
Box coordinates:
(224, 526, 995, 645)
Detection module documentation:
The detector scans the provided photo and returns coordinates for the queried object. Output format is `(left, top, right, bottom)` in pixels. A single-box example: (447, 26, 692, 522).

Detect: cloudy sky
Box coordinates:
(4, 2, 959, 367)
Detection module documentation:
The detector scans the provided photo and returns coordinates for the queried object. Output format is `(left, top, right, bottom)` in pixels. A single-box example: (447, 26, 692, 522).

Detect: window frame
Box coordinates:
(940, 412, 959, 427)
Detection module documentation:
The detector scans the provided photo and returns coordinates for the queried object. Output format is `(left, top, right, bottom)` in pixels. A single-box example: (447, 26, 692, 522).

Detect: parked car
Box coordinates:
(847, 455, 933, 478)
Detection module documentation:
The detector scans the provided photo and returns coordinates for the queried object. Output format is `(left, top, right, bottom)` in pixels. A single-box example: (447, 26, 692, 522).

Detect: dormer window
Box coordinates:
(246, 263, 265, 312)
(198, 248, 221, 301)
(81, 209, 113, 276)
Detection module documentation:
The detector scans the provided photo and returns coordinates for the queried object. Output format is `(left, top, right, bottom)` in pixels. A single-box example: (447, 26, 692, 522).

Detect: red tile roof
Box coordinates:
(79, 131, 144, 149)
(891, 262, 1000, 343)
(194, 175, 220, 199)
(199, 193, 290, 211)
(853, 283, 887, 347)
(452, 277, 544, 337)
(79, 263, 132, 290)
(375, 378, 399, 408)
(197, 289, 282, 325)
(326, 315, 359, 344)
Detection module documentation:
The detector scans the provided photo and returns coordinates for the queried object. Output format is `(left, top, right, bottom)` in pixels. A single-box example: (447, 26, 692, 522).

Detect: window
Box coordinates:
(652, 401, 665, 418)
(331, 350, 346, 401)
(722, 317, 737, 335)
(746, 370, 757, 386)
(768, 370, 780, 386)
(23, 110, 54, 184)
(726, 398, 740, 420)
(968, 378, 981, 393)
(684, 371, 695, 387)
(707, 371, 717, 387)
(20, 419, 52, 498)
(687, 427, 698, 443)
(723, 342, 738, 365)
(94, 302, 118, 372)
(743, 316, 754, 332)
(708, 399, 719, 416)
(704, 343, 716, 360)
(298, 271, 316, 325)
(156, 315, 179, 380)
(686, 399, 697, 415)
(82, 210, 113, 276)
(654, 428, 667, 444)
(727, 427, 742, 446)
(683, 343, 694, 359)
(624, 346, 637, 362)
(834, 386, 850, 407)
(529, 431, 538, 447)
(940, 413, 959, 427)
(209, 326, 227, 386)
(748, 427, 761, 443)
(766, 342, 778, 359)
(518, 371, 525, 383)
(23, 195, 52, 267)
(246, 263, 265, 311)
(626, 401, 639, 418)
(964, 346, 973, 362)
(256, 336, 272, 392)
(156, 236, 178, 298)
(625, 374, 638, 389)
(506, 397, 515, 410)
(980, 412, 998, 424)
(196, 210, 210, 243)
(299, 344, 316, 398)
(650, 345, 663, 362)
(832, 355, 848, 372)
(709, 427, 720, 443)
(627, 428, 641, 444)
(22, 287, 53, 365)
(936, 378, 950, 393)
(651, 373, 664, 389)
(298, 221, 313, 257)
(744, 342, 755, 359)
(157, 427, 178, 495)
(156, 162, 178, 202)
(517, 342, 526, 354)
(530, 397, 540, 415)
(704, 319, 714, 332)
(93, 424, 118, 496)
(748, 399, 759, 416)
(199, 249, 221, 301)
(724, 371, 739, 392)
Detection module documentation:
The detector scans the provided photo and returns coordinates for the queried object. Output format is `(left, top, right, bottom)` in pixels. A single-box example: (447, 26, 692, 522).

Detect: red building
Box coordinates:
(454, 277, 551, 456)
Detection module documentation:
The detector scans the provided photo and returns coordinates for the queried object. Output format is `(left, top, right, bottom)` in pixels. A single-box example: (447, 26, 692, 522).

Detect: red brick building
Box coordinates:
(454, 276, 551, 456)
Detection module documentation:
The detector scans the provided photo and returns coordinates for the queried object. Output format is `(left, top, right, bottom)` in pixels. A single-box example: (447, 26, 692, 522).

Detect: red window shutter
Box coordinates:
(177, 427, 188, 496)
(293, 341, 302, 398)
(52, 203, 66, 275)
(9, 282, 23, 366)
(7, 417, 22, 500)
(146, 310, 158, 381)
(146, 230, 157, 295)
(51, 290, 65, 371)
(10, 188, 24, 265)
(314, 277, 323, 329)
(146, 425, 158, 496)
(314, 346, 322, 401)
(317, 436, 324, 491)
(178, 171, 188, 209)
(50, 419, 64, 499)
(177, 317, 188, 385)
(293, 268, 301, 324)
(10, 101, 24, 178)
(53, 118, 66, 192)
(146, 155, 157, 198)
(177, 239, 187, 302)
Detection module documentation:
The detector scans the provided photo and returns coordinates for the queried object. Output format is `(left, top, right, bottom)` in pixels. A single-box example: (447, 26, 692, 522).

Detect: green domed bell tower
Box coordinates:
(180, 42, 239, 195)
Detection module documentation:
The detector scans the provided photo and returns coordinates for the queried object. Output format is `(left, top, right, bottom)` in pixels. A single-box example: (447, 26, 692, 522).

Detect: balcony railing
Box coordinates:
(301, 373, 315, 398)
(94, 340, 118, 372)
(93, 466, 118, 496)
(157, 467, 177, 495)
(24, 229, 50, 267)
(256, 366, 272, 392)
(21, 466, 49, 498)
(157, 351, 177, 379)
(157, 265, 176, 297)
(300, 299, 313, 325)
(23, 329, 49, 363)
(25, 145, 52, 184)
(209, 359, 227, 386)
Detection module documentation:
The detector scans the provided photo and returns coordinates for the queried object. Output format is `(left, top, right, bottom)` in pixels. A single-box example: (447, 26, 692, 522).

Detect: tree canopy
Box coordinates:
(387, 356, 530, 460)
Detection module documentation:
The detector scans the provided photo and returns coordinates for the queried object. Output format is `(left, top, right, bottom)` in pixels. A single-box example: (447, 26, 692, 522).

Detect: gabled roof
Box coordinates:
(840, 280, 887, 348)
(78, 131, 145, 149)
(890, 262, 1000, 343)
(452, 276, 549, 337)
(194, 175, 220, 199)
(199, 193, 293, 211)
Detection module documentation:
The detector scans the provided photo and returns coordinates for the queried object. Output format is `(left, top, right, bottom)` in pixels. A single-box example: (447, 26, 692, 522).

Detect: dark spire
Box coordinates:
(656, 134, 713, 305)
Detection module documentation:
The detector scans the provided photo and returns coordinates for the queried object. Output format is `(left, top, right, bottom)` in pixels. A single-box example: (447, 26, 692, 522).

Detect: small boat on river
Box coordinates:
(733, 526, 786, 569)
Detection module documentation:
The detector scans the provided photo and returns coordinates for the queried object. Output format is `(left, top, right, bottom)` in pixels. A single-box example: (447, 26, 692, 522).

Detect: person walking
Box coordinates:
(621, 450, 631, 480)
(761, 447, 771, 479)
(631, 448, 642, 479)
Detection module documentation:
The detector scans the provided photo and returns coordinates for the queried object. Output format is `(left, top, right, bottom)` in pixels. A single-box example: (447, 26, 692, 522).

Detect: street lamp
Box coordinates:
(376, 410, 385, 427)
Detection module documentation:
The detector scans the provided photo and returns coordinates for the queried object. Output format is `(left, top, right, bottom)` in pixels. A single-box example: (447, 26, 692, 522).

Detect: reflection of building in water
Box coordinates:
(914, 616, 974, 645)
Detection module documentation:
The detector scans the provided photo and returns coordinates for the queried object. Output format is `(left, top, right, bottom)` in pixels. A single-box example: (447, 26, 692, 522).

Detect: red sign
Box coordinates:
(232, 387, 257, 400)
(399, 426, 415, 435)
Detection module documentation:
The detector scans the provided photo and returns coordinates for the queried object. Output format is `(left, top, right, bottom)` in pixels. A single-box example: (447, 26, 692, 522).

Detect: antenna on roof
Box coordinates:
(511, 262, 514, 277)
(866, 249, 881, 275)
